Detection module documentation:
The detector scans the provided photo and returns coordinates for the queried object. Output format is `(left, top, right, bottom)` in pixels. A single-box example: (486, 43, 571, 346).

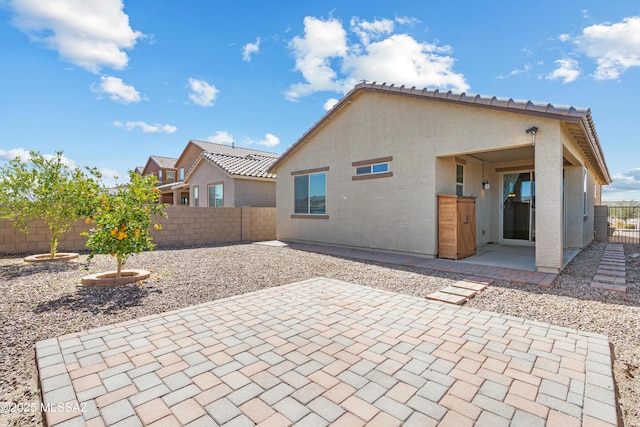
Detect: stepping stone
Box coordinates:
(426, 291, 467, 305)
(464, 276, 494, 286)
(591, 282, 627, 293)
(452, 281, 487, 292)
(593, 275, 625, 284)
(596, 269, 625, 277)
(441, 286, 477, 298)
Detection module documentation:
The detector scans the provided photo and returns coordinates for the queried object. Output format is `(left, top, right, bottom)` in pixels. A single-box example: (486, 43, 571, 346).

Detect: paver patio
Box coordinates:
(36, 278, 618, 426)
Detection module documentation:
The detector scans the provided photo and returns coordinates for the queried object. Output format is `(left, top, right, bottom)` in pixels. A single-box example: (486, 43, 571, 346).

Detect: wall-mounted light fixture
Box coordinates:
(525, 126, 538, 145)
(481, 161, 490, 189)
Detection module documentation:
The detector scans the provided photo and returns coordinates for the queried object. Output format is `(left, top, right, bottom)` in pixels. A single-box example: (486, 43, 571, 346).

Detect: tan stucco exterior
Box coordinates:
(271, 85, 610, 273)
(186, 159, 275, 208)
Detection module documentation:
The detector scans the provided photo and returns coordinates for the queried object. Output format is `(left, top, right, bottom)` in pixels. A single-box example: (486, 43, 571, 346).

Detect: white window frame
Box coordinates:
(356, 162, 389, 176)
(208, 183, 224, 207)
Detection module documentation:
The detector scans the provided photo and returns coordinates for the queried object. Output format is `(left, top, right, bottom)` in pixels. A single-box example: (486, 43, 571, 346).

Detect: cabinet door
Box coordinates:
(457, 199, 476, 257)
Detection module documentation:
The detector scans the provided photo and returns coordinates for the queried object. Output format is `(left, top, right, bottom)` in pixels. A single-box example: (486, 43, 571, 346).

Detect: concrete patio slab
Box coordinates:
(36, 278, 618, 426)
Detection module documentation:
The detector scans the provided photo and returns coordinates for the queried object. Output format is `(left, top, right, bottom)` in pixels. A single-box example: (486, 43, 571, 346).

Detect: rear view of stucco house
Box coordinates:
(269, 82, 611, 273)
(141, 155, 178, 204)
(178, 141, 278, 208)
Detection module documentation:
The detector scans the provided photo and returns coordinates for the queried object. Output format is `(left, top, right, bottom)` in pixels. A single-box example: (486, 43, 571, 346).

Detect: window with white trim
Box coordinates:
(356, 162, 389, 176)
(179, 167, 184, 181)
(193, 186, 199, 207)
(208, 184, 223, 207)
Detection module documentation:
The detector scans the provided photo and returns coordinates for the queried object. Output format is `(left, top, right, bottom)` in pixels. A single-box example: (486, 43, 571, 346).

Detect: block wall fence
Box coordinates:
(0, 206, 275, 254)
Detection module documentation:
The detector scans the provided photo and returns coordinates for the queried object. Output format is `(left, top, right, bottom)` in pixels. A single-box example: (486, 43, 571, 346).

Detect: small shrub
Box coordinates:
(83, 171, 166, 278)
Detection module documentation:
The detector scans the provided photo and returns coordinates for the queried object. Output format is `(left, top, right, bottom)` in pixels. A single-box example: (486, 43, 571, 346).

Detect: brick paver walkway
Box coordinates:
(591, 244, 627, 293)
(36, 278, 617, 426)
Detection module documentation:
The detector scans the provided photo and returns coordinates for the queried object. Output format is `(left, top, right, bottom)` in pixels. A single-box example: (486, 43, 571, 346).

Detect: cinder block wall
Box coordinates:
(0, 206, 276, 254)
(249, 207, 276, 242)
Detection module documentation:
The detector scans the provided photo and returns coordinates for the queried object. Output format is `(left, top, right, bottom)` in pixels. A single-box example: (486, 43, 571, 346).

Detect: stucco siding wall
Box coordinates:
(234, 179, 276, 207)
(187, 164, 235, 207)
(275, 91, 565, 256)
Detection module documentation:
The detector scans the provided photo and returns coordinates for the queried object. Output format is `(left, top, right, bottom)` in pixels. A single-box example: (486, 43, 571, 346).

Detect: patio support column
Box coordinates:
(172, 188, 181, 206)
(564, 166, 584, 248)
(534, 135, 564, 273)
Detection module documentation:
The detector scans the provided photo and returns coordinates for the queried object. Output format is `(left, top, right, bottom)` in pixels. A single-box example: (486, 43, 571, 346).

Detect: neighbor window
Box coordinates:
(208, 184, 223, 207)
(158, 170, 163, 182)
(179, 167, 185, 181)
(294, 172, 326, 215)
(356, 162, 389, 175)
(193, 186, 199, 207)
(456, 164, 464, 196)
(166, 171, 175, 184)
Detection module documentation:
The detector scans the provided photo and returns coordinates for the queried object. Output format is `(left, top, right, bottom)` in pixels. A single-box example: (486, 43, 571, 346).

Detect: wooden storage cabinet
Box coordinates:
(438, 194, 476, 260)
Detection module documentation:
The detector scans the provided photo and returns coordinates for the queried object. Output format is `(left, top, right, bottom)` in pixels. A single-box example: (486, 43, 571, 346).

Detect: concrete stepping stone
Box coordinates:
(440, 286, 477, 298)
(590, 244, 627, 293)
(426, 291, 467, 305)
(452, 281, 487, 291)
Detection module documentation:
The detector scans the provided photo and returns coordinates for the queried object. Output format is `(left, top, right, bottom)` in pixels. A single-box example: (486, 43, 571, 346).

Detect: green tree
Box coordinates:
(611, 200, 640, 228)
(83, 171, 166, 278)
(0, 151, 100, 258)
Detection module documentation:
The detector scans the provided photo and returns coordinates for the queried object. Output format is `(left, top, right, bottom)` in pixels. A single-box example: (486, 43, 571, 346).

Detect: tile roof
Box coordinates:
(197, 151, 278, 179)
(189, 140, 278, 158)
(269, 81, 611, 184)
(150, 155, 177, 169)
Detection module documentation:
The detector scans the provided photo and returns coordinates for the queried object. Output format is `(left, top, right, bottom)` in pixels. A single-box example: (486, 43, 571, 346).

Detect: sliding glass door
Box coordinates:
(502, 171, 535, 242)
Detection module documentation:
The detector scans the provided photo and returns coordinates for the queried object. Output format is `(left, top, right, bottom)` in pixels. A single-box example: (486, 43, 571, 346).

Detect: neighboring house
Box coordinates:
(173, 140, 278, 207)
(134, 166, 145, 175)
(269, 82, 612, 273)
(141, 155, 178, 204)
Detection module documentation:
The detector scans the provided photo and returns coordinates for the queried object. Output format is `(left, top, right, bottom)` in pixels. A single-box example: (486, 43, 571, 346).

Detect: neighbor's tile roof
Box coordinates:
(201, 151, 278, 179)
(190, 140, 278, 158)
(150, 156, 177, 169)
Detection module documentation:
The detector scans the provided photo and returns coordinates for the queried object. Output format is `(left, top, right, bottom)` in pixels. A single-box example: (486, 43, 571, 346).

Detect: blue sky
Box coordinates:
(0, 0, 639, 200)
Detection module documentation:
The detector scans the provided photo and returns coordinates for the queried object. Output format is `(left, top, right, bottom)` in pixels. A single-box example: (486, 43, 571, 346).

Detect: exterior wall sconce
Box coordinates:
(482, 181, 490, 190)
(525, 126, 538, 145)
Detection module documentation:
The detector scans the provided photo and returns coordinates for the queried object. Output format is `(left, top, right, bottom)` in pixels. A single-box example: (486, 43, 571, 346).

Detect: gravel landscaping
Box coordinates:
(0, 241, 639, 426)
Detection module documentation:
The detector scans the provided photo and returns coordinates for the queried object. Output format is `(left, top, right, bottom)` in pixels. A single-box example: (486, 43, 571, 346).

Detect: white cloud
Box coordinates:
(91, 75, 141, 103)
(242, 37, 260, 62)
(286, 15, 469, 101)
(286, 16, 349, 100)
(0, 148, 31, 162)
(0, 148, 76, 167)
(350, 17, 395, 45)
(11, 0, 143, 73)
(558, 34, 571, 42)
(323, 98, 339, 111)
(606, 169, 640, 192)
(99, 167, 120, 179)
(546, 59, 581, 83)
(188, 78, 219, 107)
(255, 133, 280, 147)
(343, 34, 469, 93)
(576, 16, 640, 80)
(113, 120, 177, 133)
(243, 133, 280, 148)
(207, 131, 234, 145)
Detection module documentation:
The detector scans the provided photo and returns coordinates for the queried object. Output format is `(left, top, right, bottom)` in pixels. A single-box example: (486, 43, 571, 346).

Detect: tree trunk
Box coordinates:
(49, 235, 59, 259)
(116, 257, 123, 278)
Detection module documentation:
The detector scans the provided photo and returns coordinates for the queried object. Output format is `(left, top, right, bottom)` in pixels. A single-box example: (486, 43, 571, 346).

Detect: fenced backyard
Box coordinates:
(608, 204, 640, 244)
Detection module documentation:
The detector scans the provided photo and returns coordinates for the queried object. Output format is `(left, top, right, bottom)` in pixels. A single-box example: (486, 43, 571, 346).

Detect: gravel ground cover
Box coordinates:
(0, 241, 638, 426)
